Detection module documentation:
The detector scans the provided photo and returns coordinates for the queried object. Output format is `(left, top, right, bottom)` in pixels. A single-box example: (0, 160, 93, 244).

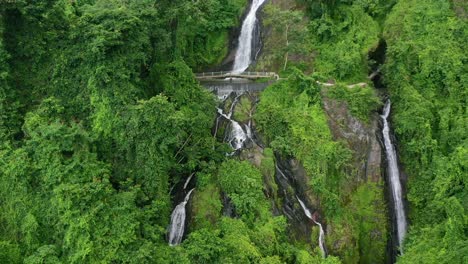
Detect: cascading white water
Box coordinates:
(168, 188, 195, 246)
(232, 0, 267, 73)
(217, 107, 232, 120)
(229, 121, 247, 150)
(296, 196, 326, 258)
(216, 95, 250, 151)
(381, 100, 407, 250)
(218, 108, 248, 151)
(183, 173, 195, 190)
(245, 123, 252, 139)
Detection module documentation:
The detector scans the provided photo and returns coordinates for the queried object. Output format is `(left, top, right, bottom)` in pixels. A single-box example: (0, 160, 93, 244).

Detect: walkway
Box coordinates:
(195, 71, 279, 80)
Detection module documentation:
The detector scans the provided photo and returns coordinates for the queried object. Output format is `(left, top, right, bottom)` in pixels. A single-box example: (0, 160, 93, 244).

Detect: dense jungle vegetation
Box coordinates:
(0, 0, 466, 263)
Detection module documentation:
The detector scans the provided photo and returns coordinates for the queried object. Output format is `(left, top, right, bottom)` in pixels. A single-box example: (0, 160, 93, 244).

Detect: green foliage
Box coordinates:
(256, 70, 351, 216)
(191, 184, 222, 230)
(183, 228, 226, 263)
(0, 0, 236, 261)
(255, 68, 389, 261)
(257, 3, 311, 73)
(326, 83, 381, 122)
(383, 0, 467, 262)
(24, 245, 61, 264)
(397, 197, 468, 264)
(0, 23, 7, 140)
(259, 256, 283, 264)
(257, 0, 388, 77)
(0, 241, 21, 264)
(183, 216, 309, 263)
(259, 148, 280, 206)
(299, 0, 395, 19)
(0, 16, 20, 141)
(218, 160, 270, 225)
(233, 95, 253, 123)
(0, 98, 156, 262)
(348, 183, 387, 263)
(2, 0, 465, 263)
(114, 96, 177, 204)
(308, 4, 380, 82)
(160, 0, 247, 69)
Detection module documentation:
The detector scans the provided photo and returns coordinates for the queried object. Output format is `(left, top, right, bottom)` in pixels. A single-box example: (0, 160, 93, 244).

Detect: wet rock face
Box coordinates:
(322, 98, 382, 182)
(274, 155, 323, 242)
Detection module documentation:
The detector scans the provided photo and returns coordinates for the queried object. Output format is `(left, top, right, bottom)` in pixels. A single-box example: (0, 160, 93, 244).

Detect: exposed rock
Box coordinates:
(240, 143, 263, 166)
(322, 97, 382, 182)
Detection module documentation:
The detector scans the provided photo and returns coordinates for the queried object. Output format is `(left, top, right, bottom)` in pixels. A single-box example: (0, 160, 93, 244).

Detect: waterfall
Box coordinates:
(275, 164, 288, 181)
(296, 196, 326, 258)
(168, 188, 195, 246)
(381, 100, 407, 250)
(245, 123, 252, 139)
(183, 173, 195, 190)
(229, 121, 248, 150)
(232, 0, 267, 73)
(216, 97, 250, 151)
(217, 107, 232, 120)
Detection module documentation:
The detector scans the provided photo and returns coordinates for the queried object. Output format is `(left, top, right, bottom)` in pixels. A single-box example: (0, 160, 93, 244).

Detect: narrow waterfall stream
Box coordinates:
(168, 188, 195, 246)
(232, 0, 267, 73)
(381, 100, 407, 251)
(296, 197, 327, 258)
(183, 173, 195, 190)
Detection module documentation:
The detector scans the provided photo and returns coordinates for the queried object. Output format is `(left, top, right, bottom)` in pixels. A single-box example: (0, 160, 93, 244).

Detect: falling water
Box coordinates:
(275, 164, 288, 181)
(216, 97, 249, 151)
(296, 196, 326, 258)
(217, 107, 232, 120)
(245, 123, 252, 139)
(381, 100, 407, 250)
(168, 188, 195, 246)
(232, 0, 267, 73)
(229, 121, 248, 150)
(183, 173, 195, 190)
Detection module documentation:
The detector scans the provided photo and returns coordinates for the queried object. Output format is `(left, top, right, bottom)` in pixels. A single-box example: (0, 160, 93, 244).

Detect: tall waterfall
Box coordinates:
(296, 197, 326, 258)
(232, 0, 267, 73)
(381, 100, 407, 249)
(168, 188, 195, 246)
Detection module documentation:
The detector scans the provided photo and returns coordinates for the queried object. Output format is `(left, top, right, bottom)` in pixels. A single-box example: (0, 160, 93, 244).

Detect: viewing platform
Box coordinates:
(195, 71, 279, 81)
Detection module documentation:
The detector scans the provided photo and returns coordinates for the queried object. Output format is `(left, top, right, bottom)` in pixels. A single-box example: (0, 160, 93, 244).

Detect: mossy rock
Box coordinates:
(233, 95, 253, 123)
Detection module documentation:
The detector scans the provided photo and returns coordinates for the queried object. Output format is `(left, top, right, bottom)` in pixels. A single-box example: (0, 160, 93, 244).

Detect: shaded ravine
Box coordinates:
(369, 39, 408, 262)
(369, 39, 409, 261)
(381, 100, 407, 251)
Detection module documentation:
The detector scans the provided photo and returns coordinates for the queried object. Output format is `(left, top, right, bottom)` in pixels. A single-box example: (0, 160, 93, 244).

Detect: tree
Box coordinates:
(218, 160, 270, 225)
(263, 4, 306, 71)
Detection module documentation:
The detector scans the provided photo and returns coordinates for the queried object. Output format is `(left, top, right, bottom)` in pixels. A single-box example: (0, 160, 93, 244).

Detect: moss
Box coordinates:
(351, 183, 387, 263)
(327, 182, 388, 263)
(259, 148, 280, 207)
(191, 184, 222, 230)
(202, 30, 229, 68)
(233, 96, 252, 123)
(325, 84, 381, 123)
